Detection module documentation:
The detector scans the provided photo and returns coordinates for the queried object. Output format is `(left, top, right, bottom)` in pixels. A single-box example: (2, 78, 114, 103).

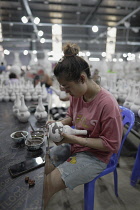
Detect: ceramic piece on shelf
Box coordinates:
(123, 84, 136, 108)
(29, 82, 34, 94)
(41, 84, 48, 101)
(130, 104, 140, 115)
(130, 85, 140, 115)
(8, 82, 13, 94)
(48, 121, 87, 143)
(10, 91, 16, 101)
(35, 82, 42, 95)
(134, 85, 140, 106)
(125, 84, 136, 103)
(123, 101, 133, 109)
(32, 90, 38, 101)
(17, 95, 30, 122)
(50, 86, 68, 100)
(34, 95, 47, 121)
(3, 89, 10, 102)
(13, 93, 21, 117)
(25, 91, 32, 101)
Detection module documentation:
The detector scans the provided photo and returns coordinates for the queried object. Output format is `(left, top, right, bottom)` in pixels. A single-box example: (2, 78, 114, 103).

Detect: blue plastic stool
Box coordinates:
(131, 144, 140, 186)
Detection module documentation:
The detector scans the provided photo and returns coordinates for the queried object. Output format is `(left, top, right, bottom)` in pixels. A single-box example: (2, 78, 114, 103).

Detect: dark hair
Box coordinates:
(53, 43, 91, 82)
(9, 72, 17, 79)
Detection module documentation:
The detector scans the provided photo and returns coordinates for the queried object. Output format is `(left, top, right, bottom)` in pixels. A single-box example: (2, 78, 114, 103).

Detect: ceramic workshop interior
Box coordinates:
(0, 0, 140, 210)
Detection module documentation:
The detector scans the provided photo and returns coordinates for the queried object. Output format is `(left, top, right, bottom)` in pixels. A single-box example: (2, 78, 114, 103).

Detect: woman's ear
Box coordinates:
(80, 74, 86, 83)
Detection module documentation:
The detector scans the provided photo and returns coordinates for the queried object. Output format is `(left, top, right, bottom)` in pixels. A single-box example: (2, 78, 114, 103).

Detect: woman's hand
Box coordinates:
(54, 132, 76, 146)
(46, 120, 55, 128)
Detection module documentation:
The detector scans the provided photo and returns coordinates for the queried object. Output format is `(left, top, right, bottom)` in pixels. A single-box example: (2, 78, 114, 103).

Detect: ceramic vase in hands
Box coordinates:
(48, 121, 87, 143)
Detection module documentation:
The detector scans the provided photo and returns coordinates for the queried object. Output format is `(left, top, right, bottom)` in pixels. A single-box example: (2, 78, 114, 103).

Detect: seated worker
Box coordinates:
(0, 62, 6, 74)
(43, 43, 123, 209)
(38, 69, 53, 88)
(9, 72, 19, 84)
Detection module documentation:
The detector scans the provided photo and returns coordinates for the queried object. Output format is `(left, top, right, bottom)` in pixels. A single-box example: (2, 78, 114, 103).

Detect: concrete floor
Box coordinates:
(45, 134, 140, 210)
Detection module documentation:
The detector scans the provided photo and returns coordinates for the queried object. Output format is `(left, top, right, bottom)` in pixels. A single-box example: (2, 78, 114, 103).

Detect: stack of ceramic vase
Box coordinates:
(0, 79, 48, 103)
(123, 84, 136, 109)
(130, 84, 140, 117)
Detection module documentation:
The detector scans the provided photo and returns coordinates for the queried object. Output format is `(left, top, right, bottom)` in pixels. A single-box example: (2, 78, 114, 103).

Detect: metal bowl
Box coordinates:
(25, 137, 44, 150)
(10, 131, 28, 143)
(30, 130, 44, 138)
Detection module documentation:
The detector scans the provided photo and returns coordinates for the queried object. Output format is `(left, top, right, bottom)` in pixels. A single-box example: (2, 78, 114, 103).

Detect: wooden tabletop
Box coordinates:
(0, 101, 47, 210)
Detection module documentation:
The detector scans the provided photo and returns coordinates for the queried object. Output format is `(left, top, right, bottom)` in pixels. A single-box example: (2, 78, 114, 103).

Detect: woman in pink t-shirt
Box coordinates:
(43, 43, 123, 209)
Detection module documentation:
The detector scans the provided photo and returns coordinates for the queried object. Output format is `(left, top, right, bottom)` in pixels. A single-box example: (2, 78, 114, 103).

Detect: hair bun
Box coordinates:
(63, 43, 80, 56)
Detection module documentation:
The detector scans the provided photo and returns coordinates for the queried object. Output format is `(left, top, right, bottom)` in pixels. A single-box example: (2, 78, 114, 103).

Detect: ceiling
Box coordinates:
(0, 0, 140, 57)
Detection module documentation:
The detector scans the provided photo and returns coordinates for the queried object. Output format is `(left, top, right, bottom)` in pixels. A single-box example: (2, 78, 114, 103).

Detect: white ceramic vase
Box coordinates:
(48, 121, 87, 142)
(34, 95, 48, 121)
(10, 91, 16, 101)
(130, 104, 140, 115)
(50, 86, 68, 100)
(13, 93, 21, 116)
(32, 90, 38, 101)
(17, 95, 30, 122)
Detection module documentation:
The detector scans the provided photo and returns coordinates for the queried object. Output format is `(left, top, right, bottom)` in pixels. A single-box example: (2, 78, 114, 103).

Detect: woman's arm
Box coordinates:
(60, 117, 72, 126)
(57, 133, 110, 152)
(46, 116, 72, 127)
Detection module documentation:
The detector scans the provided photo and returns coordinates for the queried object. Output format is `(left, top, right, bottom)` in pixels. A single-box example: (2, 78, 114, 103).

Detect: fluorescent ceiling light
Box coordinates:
(34, 17, 40, 24)
(38, 30, 44, 36)
(119, 58, 123, 62)
(23, 50, 28, 55)
(4, 49, 10, 55)
(92, 25, 98, 33)
(34, 58, 38, 62)
(33, 50, 37, 54)
(89, 57, 100, 61)
(21, 16, 28, 24)
(40, 38, 45, 43)
(86, 52, 90, 56)
(113, 58, 117, 62)
(102, 52, 106, 57)
(123, 53, 127, 57)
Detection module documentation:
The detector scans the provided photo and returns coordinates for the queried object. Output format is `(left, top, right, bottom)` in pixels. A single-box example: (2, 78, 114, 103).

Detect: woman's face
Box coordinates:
(57, 76, 87, 97)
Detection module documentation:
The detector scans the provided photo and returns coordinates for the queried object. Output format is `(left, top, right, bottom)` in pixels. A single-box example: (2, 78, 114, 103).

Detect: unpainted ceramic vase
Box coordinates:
(34, 95, 48, 121)
(123, 101, 133, 109)
(25, 91, 32, 101)
(13, 93, 21, 116)
(4, 90, 10, 102)
(32, 90, 38, 101)
(48, 121, 87, 142)
(130, 104, 140, 115)
(10, 91, 16, 101)
(50, 86, 68, 100)
(17, 95, 30, 122)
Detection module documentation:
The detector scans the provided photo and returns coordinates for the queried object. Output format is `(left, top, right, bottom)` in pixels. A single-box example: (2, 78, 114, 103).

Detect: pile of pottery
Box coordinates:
(0, 79, 48, 102)
(123, 83, 140, 117)
(13, 94, 47, 123)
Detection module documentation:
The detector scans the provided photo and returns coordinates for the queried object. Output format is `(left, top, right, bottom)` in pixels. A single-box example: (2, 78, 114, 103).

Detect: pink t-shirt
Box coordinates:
(66, 88, 123, 164)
